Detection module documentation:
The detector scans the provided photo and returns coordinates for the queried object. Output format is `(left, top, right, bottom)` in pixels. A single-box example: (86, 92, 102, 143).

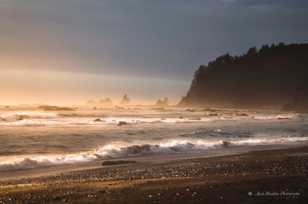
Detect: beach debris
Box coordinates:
(207, 113, 219, 116)
(117, 121, 128, 126)
(94, 118, 103, 122)
(222, 141, 231, 148)
(236, 113, 249, 117)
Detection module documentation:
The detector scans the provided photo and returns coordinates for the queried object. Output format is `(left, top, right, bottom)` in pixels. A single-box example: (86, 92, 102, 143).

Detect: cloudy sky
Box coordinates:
(1, 0, 308, 105)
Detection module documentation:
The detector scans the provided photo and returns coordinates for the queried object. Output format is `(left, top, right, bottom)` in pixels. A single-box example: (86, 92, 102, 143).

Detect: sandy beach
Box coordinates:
(0, 145, 307, 204)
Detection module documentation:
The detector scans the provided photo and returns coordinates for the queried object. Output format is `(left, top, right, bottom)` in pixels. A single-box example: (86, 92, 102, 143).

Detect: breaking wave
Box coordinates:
(0, 115, 215, 127)
(0, 110, 298, 127)
(252, 114, 297, 120)
(1, 136, 308, 171)
(0, 112, 59, 122)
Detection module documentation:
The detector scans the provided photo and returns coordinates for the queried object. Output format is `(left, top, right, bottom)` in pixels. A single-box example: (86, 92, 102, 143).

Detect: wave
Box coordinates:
(0, 139, 222, 170)
(0, 110, 298, 127)
(0, 115, 215, 127)
(252, 114, 297, 120)
(102, 117, 210, 125)
(0, 154, 97, 171)
(0, 111, 59, 122)
(1, 136, 308, 171)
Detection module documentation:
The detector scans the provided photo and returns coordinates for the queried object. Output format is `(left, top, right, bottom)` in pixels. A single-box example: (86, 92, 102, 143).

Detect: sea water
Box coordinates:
(0, 108, 307, 171)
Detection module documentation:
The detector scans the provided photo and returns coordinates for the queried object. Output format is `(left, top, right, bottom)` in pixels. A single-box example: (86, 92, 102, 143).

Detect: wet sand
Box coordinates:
(1, 146, 308, 204)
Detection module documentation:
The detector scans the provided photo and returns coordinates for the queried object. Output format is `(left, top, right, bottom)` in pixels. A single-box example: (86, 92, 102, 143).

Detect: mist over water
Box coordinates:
(0, 108, 308, 171)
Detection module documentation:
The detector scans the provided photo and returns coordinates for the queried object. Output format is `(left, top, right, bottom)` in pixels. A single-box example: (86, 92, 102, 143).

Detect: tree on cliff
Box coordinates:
(179, 43, 308, 110)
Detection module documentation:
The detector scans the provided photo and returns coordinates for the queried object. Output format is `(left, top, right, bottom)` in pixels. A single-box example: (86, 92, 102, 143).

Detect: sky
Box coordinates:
(1, 0, 308, 105)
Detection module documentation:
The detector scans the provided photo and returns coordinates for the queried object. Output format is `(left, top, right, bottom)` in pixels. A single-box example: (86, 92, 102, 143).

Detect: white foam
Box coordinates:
(0, 153, 97, 171)
(1, 136, 308, 171)
(0, 111, 59, 123)
(0, 115, 215, 127)
(102, 117, 211, 125)
(232, 136, 308, 146)
(253, 114, 297, 120)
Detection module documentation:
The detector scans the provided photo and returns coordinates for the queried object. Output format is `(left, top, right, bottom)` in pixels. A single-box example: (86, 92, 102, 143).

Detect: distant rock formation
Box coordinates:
(99, 98, 113, 106)
(120, 94, 130, 105)
(86, 100, 96, 105)
(179, 43, 308, 111)
(38, 105, 75, 111)
(86, 97, 113, 107)
(155, 97, 169, 107)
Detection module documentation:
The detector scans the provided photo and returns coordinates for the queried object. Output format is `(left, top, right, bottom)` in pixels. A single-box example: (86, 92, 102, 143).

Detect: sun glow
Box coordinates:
(0, 67, 188, 106)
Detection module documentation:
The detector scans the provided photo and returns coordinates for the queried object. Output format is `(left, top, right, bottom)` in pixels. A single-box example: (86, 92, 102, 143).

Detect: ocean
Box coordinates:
(0, 108, 308, 171)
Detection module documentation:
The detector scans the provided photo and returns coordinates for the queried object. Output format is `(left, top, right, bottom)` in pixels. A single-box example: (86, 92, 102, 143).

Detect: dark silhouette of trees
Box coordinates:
(246, 47, 257, 56)
(179, 43, 308, 111)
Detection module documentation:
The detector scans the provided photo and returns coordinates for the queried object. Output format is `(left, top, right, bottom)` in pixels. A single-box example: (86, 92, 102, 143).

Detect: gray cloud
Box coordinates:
(221, 0, 308, 7)
(1, 0, 308, 80)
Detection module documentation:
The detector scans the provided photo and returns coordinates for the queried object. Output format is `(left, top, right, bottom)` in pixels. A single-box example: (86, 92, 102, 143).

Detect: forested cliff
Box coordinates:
(179, 43, 308, 111)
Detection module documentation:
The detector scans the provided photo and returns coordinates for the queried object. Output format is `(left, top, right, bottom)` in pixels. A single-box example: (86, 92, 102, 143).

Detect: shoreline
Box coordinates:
(1, 145, 308, 203)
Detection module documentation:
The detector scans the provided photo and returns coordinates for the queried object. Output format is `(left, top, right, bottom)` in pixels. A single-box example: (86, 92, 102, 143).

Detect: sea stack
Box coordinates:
(120, 94, 130, 105)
